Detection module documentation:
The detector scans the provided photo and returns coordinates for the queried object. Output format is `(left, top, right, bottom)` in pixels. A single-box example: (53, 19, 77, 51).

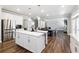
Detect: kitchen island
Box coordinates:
(15, 29, 45, 53)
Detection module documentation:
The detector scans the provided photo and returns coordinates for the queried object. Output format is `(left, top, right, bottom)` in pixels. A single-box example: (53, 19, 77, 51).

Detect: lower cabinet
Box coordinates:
(70, 37, 79, 53)
(16, 32, 45, 53)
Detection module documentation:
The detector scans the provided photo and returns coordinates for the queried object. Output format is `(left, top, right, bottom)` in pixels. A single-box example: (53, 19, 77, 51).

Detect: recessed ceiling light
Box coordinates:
(41, 9, 44, 13)
(46, 14, 49, 16)
(28, 13, 31, 15)
(37, 16, 40, 20)
(16, 8, 20, 11)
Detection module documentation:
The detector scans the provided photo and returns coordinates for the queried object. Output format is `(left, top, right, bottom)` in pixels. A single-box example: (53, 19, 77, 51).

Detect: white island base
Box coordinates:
(15, 29, 45, 53)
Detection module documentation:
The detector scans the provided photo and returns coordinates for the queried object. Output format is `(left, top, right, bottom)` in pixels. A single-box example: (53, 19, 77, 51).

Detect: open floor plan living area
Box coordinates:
(0, 5, 79, 53)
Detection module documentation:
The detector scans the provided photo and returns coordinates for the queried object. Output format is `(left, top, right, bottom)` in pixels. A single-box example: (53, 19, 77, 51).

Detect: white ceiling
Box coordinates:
(1, 5, 78, 19)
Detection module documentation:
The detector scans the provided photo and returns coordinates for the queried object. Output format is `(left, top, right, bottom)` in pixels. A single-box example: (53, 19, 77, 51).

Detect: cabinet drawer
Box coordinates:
(22, 34, 28, 39)
(28, 35, 38, 40)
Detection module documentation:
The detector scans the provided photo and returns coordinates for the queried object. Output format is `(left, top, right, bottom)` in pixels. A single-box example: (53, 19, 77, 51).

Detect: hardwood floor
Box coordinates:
(0, 31, 71, 53)
(42, 31, 71, 53)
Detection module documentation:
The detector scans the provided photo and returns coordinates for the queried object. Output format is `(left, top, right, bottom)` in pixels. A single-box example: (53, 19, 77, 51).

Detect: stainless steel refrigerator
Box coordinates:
(1, 19, 13, 42)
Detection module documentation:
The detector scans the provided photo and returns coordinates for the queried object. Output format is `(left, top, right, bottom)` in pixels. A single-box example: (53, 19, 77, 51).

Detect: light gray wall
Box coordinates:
(23, 16, 46, 29)
(46, 18, 65, 30)
(23, 19, 28, 29)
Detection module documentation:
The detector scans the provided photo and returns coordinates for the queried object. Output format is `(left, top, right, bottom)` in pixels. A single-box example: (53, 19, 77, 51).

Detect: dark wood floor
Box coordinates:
(0, 31, 71, 53)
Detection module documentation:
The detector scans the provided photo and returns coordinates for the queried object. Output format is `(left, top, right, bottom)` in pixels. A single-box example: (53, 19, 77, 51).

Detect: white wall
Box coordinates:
(38, 19, 46, 29)
(27, 18, 35, 31)
(23, 16, 46, 30)
(76, 17, 79, 35)
(23, 16, 28, 29)
(23, 16, 34, 31)
(46, 18, 65, 30)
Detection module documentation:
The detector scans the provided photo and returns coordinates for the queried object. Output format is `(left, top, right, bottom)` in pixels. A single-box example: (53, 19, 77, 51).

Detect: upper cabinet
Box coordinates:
(76, 17, 79, 35)
(2, 12, 23, 28)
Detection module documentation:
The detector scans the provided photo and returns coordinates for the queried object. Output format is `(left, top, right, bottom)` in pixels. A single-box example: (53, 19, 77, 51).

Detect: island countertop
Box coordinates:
(16, 29, 44, 37)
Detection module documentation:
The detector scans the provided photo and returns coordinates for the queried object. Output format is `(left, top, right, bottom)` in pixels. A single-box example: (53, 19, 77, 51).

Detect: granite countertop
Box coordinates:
(16, 29, 44, 37)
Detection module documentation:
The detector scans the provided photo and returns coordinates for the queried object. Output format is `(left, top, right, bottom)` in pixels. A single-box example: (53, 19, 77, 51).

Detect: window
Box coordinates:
(76, 16, 79, 35)
(71, 15, 79, 36)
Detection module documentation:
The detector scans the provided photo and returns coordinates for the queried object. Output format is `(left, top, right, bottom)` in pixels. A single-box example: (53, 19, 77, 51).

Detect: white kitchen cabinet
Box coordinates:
(16, 33, 24, 47)
(16, 32, 30, 49)
(16, 31, 45, 53)
(70, 36, 79, 53)
(28, 36, 36, 52)
(37, 30, 48, 44)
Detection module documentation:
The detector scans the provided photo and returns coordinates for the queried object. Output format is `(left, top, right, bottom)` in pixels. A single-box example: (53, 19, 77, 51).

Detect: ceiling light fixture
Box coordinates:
(28, 13, 31, 15)
(41, 9, 44, 13)
(16, 8, 20, 11)
(46, 14, 49, 16)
